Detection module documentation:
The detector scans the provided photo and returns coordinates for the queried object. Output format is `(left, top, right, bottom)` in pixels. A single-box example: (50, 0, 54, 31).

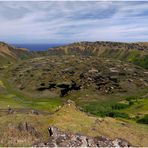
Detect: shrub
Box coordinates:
(137, 114, 148, 124)
(126, 96, 138, 101)
(129, 100, 134, 106)
(132, 55, 148, 69)
(84, 102, 129, 118)
(108, 111, 129, 119)
(83, 102, 113, 117)
(112, 103, 129, 110)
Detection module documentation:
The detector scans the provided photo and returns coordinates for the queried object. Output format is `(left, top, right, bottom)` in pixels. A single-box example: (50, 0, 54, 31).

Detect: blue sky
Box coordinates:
(0, 1, 148, 44)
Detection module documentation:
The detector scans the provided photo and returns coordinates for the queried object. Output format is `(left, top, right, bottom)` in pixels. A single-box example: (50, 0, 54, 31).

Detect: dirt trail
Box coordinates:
(0, 108, 50, 117)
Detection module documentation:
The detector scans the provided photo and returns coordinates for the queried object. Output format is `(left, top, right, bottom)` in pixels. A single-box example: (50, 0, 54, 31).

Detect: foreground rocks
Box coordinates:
(35, 126, 131, 147)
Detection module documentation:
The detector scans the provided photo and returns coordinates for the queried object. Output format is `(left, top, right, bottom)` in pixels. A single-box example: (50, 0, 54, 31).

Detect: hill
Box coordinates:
(0, 42, 29, 66)
(48, 41, 148, 69)
(0, 101, 147, 146)
(2, 55, 147, 121)
(0, 41, 147, 146)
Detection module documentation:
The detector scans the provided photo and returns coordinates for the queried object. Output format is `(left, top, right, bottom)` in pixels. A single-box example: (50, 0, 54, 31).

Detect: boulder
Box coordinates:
(109, 76, 119, 83)
(34, 126, 132, 147)
(88, 68, 98, 73)
(61, 67, 75, 75)
(17, 122, 41, 138)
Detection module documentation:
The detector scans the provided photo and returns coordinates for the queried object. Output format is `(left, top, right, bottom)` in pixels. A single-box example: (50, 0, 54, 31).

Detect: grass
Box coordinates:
(120, 98, 148, 116)
(0, 113, 51, 146)
(0, 94, 62, 112)
(50, 102, 96, 134)
(83, 101, 129, 118)
(128, 51, 148, 69)
(0, 80, 5, 88)
(0, 77, 62, 112)
(137, 114, 148, 124)
(26, 97, 62, 111)
(94, 118, 148, 147)
(0, 71, 62, 113)
(0, 98, 148, 146)
(0, 54, 147, 146)
(38, 102, 148, 146)
(83, 101, 115, 117)
(0, 57, 147, 117)
(82, 95, 148, 122)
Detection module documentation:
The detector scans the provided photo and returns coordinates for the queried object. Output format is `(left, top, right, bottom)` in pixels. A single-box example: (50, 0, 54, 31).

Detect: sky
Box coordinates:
(0, 1, 148, 44)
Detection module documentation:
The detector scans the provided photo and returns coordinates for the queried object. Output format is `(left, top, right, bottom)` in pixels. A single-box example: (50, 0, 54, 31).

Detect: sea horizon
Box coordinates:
(12, 43, 66, 51)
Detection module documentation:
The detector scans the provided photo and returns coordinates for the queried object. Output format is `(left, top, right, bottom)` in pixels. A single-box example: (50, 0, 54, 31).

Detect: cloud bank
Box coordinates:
(0, 1, 148, 43)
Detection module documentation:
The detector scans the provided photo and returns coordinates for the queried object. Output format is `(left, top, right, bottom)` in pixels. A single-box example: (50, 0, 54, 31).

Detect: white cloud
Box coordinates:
(0, 1, 147, 43)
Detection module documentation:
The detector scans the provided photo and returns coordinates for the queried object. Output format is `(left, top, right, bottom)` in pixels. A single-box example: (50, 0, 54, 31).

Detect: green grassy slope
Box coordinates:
(0, 102, 147, 146)
(1, 55, 147, 119)
(0, 41, 147, 146)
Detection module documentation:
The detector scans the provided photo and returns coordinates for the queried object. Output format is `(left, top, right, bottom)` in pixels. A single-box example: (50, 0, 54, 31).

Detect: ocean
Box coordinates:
(13, 43, 64, 51)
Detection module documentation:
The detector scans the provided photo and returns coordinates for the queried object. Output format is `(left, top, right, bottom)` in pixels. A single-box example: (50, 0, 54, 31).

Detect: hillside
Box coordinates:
(0, 42, 29, 66)
(48, 41, 148, 69)
(0, 101, 147, 146)
(4, 56, 147, 99)
(2, 55, 148, 120)
(0, 41, 147, 146)
(1, 41, 148, 69)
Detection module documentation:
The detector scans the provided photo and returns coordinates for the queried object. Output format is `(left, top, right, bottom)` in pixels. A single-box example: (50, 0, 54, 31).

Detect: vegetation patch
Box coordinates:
(112, 103, 129, 110)
(0, 80, 5, 88)
(137, 114, 148, 124)
(129, 55, 148, 69)
(83, 96, 148, 121)
(83, 101, 114, 117)
(107, 111, 129, 118)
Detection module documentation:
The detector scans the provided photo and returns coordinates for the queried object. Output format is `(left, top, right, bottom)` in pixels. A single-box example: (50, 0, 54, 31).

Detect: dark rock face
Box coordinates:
(35, 126, 131, 147)
(37, 82, 56, 91)
(60, 81, 81, 97)
(37, 80, 81, 97)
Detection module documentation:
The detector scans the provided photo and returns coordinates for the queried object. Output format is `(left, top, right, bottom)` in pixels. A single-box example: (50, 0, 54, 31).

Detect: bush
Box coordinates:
(132, 55, 148, 69)
(137, 115, 148, 124)
(84, 102, 130, 118)
(108, 111, 129, 118)
(83, 102, 113, 117)
(112, 103, 129, 110)
(126, 96, 138, 101)
(129, 100, 134, 106)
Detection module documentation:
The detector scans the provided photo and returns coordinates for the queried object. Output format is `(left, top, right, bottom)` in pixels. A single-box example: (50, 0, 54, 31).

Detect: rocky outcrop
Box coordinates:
(0, 42, 29, 66)
(35, 126, 131, 147)
(17, 122, 41, 138)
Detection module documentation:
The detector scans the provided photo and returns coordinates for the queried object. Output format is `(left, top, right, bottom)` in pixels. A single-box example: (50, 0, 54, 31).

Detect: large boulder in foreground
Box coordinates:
(35, 126, 131, 147)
